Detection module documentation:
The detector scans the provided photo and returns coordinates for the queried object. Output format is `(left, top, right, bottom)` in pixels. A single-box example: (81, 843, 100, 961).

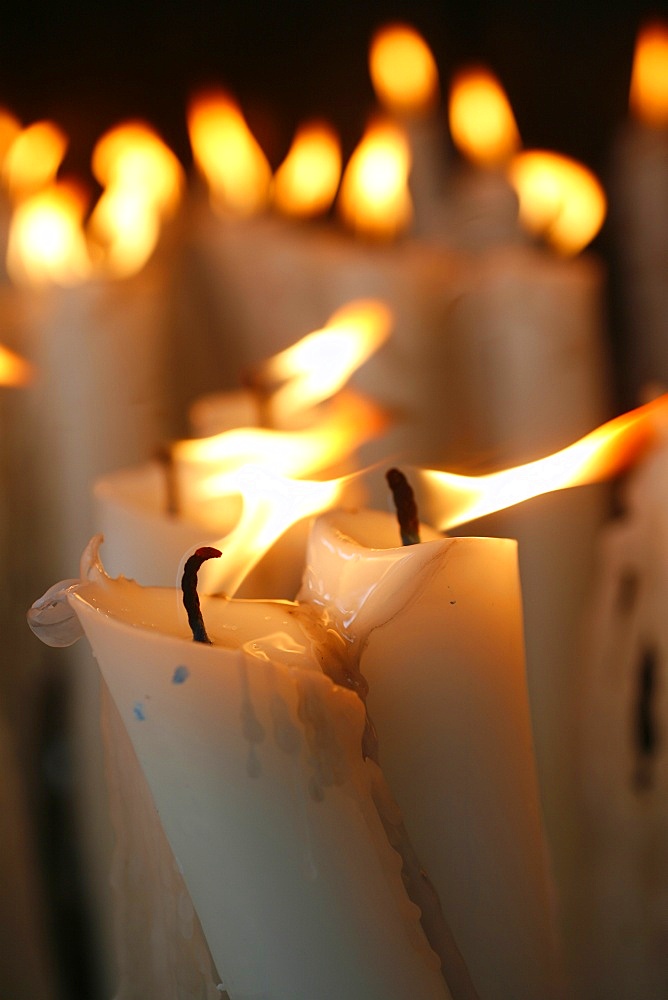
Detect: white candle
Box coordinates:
(300, 508, 564, 1000)
(30, 537, 455, 1000)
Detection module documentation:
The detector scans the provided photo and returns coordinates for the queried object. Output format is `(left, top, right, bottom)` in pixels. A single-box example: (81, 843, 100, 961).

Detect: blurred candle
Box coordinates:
(612, 19, 668, 398)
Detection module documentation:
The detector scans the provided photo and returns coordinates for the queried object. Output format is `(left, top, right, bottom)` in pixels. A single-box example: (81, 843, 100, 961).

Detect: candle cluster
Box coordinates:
(3, 13, 668, 1000)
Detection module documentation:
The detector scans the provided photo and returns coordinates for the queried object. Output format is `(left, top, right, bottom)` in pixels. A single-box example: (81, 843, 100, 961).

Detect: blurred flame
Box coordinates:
(7, 181, 91, 286)
(419, 397, 666, 530)
(258, 299, 392, 416)
(0, 343, 34, 387)
(508, 150, 606, 255)
(630, 21, 668, 127)
(89, 121, 183, 277)
(188, 90, 272, 216)
(175, 390, 387, 480)
(0, 110, 21, 169)
(196, 466, 349, 596)
(448, 67, 520, 167)
(369, 23, 439, 115)
(338, 120, 412, 238)
(3, 121, 68, 202)
(273, 121, 342, 218)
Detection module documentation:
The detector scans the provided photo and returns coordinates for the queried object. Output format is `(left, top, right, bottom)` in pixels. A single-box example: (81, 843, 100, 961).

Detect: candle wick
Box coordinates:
(633, 644, 660, 792)
(386, 468, 421, 545)
(181, 547, 222, 644)
(156, 444, 180, 517)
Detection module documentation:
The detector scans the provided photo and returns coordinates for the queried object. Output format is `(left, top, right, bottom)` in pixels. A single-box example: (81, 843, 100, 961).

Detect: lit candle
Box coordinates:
(368, 22, 448, 236)
(30, 536, 458, 1000)
(611, 19, 668, 398)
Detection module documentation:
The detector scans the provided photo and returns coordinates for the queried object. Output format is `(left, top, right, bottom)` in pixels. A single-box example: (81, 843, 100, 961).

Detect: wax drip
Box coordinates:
(181, 548, 222, 644)
(156, 444, 180, 517)
(633, 644, 660, 792)
(386, 468, 421, 545)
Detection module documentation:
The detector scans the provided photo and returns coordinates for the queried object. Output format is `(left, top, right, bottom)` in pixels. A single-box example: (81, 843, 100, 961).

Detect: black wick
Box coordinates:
(181, 547, 222, 644)
(386, 468, 421, 546)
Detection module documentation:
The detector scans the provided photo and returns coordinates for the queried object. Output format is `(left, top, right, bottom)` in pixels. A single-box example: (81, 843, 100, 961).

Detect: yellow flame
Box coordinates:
(2, 121, 68, 202)
(175, 390, 387, 481)
(0, 110, 21, 168)
(418, 396, 666, 530)
(258, 300, 392, 416)
(273, 121, 342, 218)
(194, 466, 349, 596)
(369, 23, 439, 115)
(507, 150, 606, 255)
(448, 67, 520, 167)
(7, 181, 91, 286)
(630, 20, 668, 127)
(338, 120, 413, 239)
(188, 90, 272, 216)
(0, 343, 34, 387)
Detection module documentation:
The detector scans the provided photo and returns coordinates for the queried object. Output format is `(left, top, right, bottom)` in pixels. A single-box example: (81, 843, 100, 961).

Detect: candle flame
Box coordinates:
(188, 90, 272, 216)
(508, 150, 606, 255)
(89, 121, 183, 277)
(630, 20, 668, 127)
(195, 466, 349, 596)
(273, 121, 342, 218)
(0, 343, 34, 387)
(0, 110, 21, 169)
(7, 181, 92, 286)
(369, 23, 439, 115)
(257, 299, 392, 417)
(338, 120, 413, 239)
(418, 397, 667, 530)
(2, 121, 68, 202)
(448, 67, 520, 168)
(175, 390, 387, 483)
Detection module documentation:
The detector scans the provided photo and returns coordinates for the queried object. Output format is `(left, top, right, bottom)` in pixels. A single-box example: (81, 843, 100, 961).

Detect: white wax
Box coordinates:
(611, 121, 668, 396)
(39, 546, 452, 1000)
(301, 509, 564, 1000)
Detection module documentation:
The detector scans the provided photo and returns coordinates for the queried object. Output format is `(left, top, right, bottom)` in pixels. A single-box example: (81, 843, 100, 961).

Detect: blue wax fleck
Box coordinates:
(172, 665, 190, 685)
(133, 701, 146, 721)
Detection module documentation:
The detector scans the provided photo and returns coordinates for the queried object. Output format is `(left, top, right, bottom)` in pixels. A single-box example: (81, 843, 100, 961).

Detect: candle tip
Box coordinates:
(181, 547, 222, 644)
(386, 468, 421, 545)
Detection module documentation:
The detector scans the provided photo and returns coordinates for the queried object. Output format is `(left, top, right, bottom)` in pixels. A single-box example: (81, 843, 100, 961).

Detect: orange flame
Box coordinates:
(0, 110, 21, 169)
(507, 150, 606, 255)
(369, 23, 439, 115)
(2, 121, 68, 202)
(630, 20, 668, 127)
(193, 466, 350, 596)
(273, 121, 342, 218)
(88, 121, 183, 277)
(448, 67, 520, 168)
(418, 397, 666, 530)
(338, 120, 412, 239)
(257, 300, 392, 417)
(0, 343, 34, 387)
(174, 390, 387, 484)
(188, 90, 272, 216)
(7, 181, 91, 286)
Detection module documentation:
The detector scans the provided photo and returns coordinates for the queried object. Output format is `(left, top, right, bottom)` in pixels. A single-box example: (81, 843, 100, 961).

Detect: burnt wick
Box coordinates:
(633, 645, 659, 792)
(386, 468, 421, 546)
(181, 547, 222, 644)
(156, 444, 180, 518)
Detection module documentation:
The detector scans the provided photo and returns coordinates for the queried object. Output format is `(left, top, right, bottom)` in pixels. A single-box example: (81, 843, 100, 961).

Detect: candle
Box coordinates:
(579, 413, 668, 998)
(30, 536, 457, 1000)
(611, 19, 668, 398)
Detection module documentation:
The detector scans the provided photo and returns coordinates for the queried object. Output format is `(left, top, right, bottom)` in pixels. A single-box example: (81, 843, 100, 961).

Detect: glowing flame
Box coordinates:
(508, 150, 606, 255)
(0, 110, 20, 168)
(273, 121, 342, 218)
(418, 397, 666, 530)
(88, 122, 183, 278)
(630, 20, 668, 127)
(257, 300, 392, 416)
(188, 90, 272, 216)
(2, 121, 68, 202)
(194, 466, 349, 596)
(369, 23, 439, 115)
(448, 67, 520, 168)
(338, 120, 412, 239)
(0, 343, 33, 387)
(7, 181, 91, 286)
(174, 391, 387, 482)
